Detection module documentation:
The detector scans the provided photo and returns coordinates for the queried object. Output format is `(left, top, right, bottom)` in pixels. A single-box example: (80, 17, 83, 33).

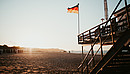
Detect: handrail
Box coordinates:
(78, 34, 100, 69)
(78, 15, 127, 70)
(87, 32, 111, 66)
(78, 20, 109, 36)
(78, 0, 123, 37)
(84, 32, 112, 73)
(78, 17, 110, 69)
(78, 19, 110, 69)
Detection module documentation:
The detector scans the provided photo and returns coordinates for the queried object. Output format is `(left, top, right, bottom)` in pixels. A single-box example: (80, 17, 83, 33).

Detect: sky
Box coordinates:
(0, 0, 129, 51)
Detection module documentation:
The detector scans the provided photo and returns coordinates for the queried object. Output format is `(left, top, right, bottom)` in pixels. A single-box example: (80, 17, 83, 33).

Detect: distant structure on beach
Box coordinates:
(0, 45, 23, 54)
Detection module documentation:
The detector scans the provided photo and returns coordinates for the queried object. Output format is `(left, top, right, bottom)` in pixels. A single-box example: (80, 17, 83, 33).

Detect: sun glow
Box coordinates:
(29, 48, 32, 53)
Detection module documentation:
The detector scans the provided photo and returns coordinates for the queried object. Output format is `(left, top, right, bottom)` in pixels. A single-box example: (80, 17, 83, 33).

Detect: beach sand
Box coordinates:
(0, 52, 101, 73)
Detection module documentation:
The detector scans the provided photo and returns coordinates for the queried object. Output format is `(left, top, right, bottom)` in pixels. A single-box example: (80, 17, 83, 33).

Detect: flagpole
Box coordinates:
(78, 3, 80, 34)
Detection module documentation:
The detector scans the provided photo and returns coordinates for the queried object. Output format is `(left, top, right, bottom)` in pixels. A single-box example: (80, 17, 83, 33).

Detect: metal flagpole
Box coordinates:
(78, 4, 84, 73)
(78, 3, 80, 34)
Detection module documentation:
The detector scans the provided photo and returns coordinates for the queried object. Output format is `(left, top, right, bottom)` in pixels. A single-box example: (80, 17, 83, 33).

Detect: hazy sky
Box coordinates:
(0, 0, 129, 51)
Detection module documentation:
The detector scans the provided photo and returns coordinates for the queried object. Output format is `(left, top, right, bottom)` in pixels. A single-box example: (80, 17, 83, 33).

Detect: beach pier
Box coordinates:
(77, 0, 130, 74)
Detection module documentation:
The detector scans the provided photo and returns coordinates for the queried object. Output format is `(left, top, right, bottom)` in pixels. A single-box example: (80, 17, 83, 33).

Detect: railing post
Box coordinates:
(89, 30, 91, 40)
(106, 24, 109, 34)
(78, 35, 80, 44)
(98, 26, 103, 58)
(82, 33, 84, 43)
(124, 0, 130, 29)
(110, 18, 115, 44)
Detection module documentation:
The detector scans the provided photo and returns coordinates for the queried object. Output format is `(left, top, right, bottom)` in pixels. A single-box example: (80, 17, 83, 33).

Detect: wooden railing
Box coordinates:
(78, 0, 130, 45)
(77, 0, 130, 73)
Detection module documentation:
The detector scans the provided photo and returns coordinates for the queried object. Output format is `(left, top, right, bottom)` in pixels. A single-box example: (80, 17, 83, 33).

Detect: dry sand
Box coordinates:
(0, 52, 101, 73)
(0, 52, 83, 73)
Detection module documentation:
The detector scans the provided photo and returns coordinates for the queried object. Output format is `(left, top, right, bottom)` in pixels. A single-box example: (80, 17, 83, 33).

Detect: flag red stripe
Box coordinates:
(67, 3, 79, 14)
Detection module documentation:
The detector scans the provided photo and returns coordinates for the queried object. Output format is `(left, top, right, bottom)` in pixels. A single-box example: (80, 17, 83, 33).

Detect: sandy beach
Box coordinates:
(0, 52, 85, 73)
(0, 52, 102, 73)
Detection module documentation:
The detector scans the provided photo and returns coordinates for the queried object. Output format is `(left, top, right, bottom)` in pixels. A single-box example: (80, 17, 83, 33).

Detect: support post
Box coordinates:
(87, 64, 89, 74)
(82, 46, 84, 59)
(110, 19, 115, 44)
(91, 45, 95, 67)
(81, 46, 84, 74)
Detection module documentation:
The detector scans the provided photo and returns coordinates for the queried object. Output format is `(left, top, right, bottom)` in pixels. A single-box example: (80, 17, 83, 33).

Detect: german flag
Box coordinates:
(67, 3, 79, 14)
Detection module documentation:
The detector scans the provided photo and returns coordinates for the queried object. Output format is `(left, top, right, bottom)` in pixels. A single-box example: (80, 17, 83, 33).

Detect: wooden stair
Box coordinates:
(98, 45, 130, 74)
(90, 30, 130, 74)
(78, 0, 130, 74)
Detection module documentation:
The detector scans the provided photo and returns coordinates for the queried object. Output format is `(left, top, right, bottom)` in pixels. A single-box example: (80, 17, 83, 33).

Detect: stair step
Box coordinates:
(101, 69, 128, 73)
(112, 59, 130, 62)
(100, 67, 130, 74)
(108, 62, 130, 66)
(100, 71, 125, 74)
(103, 66, 130, 73)
(118, 51, 130, 54)
(114, 55, 130, 59)
(106, 65, 130, 70)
